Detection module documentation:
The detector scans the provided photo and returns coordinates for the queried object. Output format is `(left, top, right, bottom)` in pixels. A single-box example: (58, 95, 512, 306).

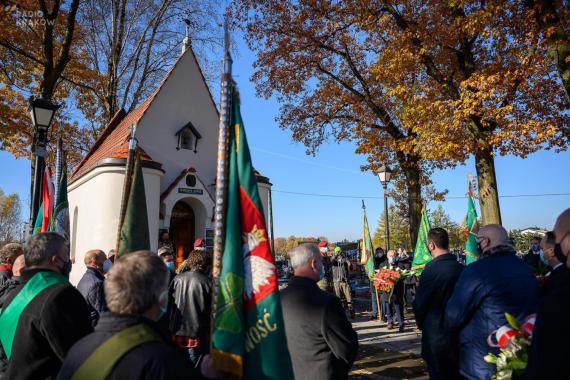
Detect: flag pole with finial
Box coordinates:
(210, 13, 233, 344)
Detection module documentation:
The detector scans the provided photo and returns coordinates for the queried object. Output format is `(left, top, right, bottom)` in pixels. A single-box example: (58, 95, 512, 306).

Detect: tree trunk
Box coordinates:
(401, 158, 422, 249)
(474, 144, 502, 225)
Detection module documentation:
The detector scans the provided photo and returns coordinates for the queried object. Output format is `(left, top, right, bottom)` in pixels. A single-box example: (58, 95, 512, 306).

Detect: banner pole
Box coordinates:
(210, 16, 233, 349)
(115, 125, 137, 254)
(375, 286, 382, 321)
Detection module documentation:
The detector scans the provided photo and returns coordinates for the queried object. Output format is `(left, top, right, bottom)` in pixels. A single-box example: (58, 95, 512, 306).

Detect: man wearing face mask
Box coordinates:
(0, 232, 92, 380)
(58, 250, 206, 380)
(281, 243, 358, 380)
(77, 249, 109, 327)
(523, 237, 542, 271)
(539, 231, 568, 296)
(331, 246, 355, 319)
(413, 228, 464, 380)
(526, 208, 570, 380)
(445, 225, 539, 380)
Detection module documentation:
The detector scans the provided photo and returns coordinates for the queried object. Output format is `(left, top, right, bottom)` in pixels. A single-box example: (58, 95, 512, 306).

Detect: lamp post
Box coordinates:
(28, 97, 60, 235)
(377, 165, 393, 251)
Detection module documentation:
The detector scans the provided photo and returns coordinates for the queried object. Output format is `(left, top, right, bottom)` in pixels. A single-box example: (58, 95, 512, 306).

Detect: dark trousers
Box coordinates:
(383, 300, 404, 326)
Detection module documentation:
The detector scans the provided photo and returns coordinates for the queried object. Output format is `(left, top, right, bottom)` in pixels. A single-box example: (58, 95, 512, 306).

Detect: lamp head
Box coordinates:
(377, 165, 393, 186)
(28, 97, 60, 132)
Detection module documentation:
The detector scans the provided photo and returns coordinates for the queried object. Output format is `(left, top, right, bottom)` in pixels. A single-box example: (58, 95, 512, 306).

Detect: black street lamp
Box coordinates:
(377, 165, 393, 251)
(28, 97, 60, 234)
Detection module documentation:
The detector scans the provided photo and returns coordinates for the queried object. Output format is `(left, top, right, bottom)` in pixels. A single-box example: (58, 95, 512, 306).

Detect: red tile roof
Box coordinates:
(70, 94, 156, 182)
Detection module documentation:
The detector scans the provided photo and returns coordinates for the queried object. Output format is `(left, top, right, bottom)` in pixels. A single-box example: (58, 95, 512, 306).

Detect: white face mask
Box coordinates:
(102, 259, 113, 273)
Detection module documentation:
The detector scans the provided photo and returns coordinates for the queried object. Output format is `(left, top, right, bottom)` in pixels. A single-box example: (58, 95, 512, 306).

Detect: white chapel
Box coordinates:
(67, 46, 272, 284)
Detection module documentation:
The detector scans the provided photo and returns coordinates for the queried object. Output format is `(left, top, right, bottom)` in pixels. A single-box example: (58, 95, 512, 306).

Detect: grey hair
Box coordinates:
(24, 232, 68, 267)
(105, 251, 168, 315)
(288, 243, 320, 269)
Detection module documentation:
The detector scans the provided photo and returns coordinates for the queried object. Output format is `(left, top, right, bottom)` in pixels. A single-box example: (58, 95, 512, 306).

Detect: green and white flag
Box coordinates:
(464, 179, 479, 265)
(412, 209, 432, 274)
(211, 90, 293, 379)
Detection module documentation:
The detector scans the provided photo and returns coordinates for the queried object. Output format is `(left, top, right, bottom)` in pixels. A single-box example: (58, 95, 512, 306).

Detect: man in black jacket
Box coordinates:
(77, 249, 108, 326)
(539, 231, 568, 296)
(58, 250, 208, 380)
(0, 232, 92, 380)
(170, 249, 212, 367)
(281, 243, 358, 380)
(413, 228, 464, 380)
(526, 208, 570, 380)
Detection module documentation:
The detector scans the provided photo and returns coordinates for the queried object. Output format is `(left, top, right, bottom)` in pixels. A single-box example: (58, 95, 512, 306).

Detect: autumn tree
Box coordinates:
(78, 0, 223, 124)
(366, 0, 569, 224)
(0, 0, 101, 167)
(524, 0, 570, 99)
(0, 189, 22, 244)
(233, 1, 451, 245)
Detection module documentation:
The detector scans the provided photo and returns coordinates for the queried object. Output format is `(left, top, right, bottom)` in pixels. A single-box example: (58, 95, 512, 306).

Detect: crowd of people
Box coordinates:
(0, 235, 220, 380)
(411, 208, 570, 380)
(0, 207, 569, 380)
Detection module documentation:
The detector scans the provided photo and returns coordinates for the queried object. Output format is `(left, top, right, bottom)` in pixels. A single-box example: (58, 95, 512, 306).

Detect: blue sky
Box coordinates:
(1, 32, 569, 242)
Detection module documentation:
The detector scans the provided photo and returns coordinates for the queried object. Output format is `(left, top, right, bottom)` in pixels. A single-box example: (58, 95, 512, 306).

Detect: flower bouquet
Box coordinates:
(373, 268, 415, 294)
(484, 313, 535, 380)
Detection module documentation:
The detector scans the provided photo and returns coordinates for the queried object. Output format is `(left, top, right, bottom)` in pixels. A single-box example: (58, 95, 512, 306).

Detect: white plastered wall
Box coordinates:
(162, 173, 214, 238)
(67, 165, 163, 285)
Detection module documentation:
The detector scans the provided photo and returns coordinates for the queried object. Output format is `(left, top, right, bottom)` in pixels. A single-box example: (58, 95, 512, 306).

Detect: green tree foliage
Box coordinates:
(429, 205, 465, 250)
(373, 205, 411, 251)
(0, 189, 22, 244)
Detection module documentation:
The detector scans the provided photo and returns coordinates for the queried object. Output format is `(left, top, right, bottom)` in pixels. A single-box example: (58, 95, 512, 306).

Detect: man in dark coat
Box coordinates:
(0, 233, 92, 380)
(281, 243, 358, 380)
(382, 250, 404, 331)
(523, 236, 542, 271)
(170, 249, 212, 367)
(526, 208, 570, 380)
(539, 231, 568, 296)
(0, 243, 23, 286)
(413, 228, 463, 380)
(58, 250, 211, 380)
(445, 225, 539, 380)
(77, 249, 108, 326)
(331, 246, 355, 318)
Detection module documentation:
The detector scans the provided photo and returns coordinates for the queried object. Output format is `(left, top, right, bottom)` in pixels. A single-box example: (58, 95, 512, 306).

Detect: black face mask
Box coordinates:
(554, 243, 567, 263)
(59, 259, 72, 278)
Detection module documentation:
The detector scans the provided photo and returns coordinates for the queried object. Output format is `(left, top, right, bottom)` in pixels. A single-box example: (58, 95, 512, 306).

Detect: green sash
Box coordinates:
(0, 271, 68, 358)
(71, 323, 161, 380)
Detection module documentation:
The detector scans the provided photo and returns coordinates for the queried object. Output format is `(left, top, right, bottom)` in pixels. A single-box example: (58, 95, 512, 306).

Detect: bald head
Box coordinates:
(478, 224, 510, 253)
(554, 208, 570, 259)
(12, 255, 25, 277)
(84, 249, 106, 270)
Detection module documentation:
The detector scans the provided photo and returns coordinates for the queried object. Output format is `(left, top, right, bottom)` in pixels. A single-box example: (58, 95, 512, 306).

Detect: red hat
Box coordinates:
(194, 238, 205, 249)
(318, 241, 328, 247)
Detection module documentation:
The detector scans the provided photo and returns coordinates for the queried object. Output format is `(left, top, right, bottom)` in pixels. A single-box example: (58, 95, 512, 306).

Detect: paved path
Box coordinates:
(349, 309, 428, 380)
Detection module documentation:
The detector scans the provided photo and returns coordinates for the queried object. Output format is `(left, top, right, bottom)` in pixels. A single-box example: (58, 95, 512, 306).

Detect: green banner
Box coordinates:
(117, 150, 150, 258)
(412, 209, 432, 274)
(211, 90, 293, 379)
(465, 180, 479, 265)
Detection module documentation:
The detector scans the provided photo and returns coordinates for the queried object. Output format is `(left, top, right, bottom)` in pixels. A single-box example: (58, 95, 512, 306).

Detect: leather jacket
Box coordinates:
(169, 271, 212, 341)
